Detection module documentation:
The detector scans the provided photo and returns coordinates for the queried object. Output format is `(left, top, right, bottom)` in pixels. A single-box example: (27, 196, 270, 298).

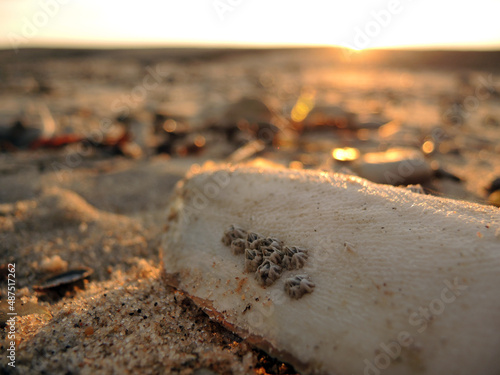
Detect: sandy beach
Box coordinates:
(1, 47, 500, 374)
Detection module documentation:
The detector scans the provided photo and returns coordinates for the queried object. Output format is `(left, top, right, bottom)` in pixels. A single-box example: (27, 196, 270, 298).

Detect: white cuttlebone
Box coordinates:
(161, 162, 500, 375)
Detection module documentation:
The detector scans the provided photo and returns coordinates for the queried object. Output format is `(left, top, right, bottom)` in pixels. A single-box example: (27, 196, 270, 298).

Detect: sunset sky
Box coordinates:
(1, 0, 500, 50)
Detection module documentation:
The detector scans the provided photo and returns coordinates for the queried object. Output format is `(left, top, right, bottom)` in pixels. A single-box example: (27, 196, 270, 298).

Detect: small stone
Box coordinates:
(486, 177, 500, 195)
(356, 114, 391, 129)
(488, 191, 500, 207)
(353, 148, 433, 185)
(223, 98, 274, 126)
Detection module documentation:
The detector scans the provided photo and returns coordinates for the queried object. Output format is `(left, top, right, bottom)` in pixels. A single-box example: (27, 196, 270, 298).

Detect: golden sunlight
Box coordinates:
(1, 0, 499, 49)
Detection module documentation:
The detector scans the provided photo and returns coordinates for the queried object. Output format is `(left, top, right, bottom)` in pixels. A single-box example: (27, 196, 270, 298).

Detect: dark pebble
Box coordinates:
(486, 177, 500, 194)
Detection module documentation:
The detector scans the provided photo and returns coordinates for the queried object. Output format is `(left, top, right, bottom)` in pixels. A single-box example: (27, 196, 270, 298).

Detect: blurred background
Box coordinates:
(1, 0, 500, 205)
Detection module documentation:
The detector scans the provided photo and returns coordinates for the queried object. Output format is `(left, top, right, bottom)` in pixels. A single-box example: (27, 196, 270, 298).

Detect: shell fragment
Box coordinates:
(161, 162, 500, 375)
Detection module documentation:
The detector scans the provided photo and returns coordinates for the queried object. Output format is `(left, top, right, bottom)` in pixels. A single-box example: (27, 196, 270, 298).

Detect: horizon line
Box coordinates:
(1, 41, 500, 53)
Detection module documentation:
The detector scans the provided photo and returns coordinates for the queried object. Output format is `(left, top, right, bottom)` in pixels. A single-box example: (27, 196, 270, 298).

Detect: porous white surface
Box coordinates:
(162, 163, 500, 375)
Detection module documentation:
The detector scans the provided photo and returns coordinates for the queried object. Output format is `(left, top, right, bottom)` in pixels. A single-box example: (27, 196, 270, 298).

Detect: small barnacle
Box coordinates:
(283, 246, 309, 270)
(230, 238, 247, 255)
(245, 248, 263, 272)
(263, 247, 284, 264)
(250, 238, 266, 249)
(269, 238, 283, 249)
(284, 246, 308, 256)
(260, 247, 272, 257)
(246, 232, 263, 248)
(259, 237, 282, 249)
(282, 255, 292, 270)
(222, 225, 247, 246)
(261, 246, 276, 258)
(255, 260, 282, 286)
(249, 236, 283, 251)
(290, 251, 308, 269)
(284, 275, 315, 299)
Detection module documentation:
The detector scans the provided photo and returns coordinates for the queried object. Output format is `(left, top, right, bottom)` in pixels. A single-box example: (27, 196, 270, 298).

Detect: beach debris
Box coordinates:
(201, 99, 282, 154)
(0, 119, 43, 149)
(0, 103, 56, 149)
(352, 147, 433, 185)
(253, 349, 297, 375)
(222, 97, 274, 126)
(173, 133, 206, 157)
(205, 98, 279, 149)
(162, 162, 500, 375)
(29, 133, 84, 149)
(300, 104, 357, 130)
(153, 101, 198, 132)
(34, 267, 93, 292)
(155, 119, 190, 154)
(154, 115, 207, 157)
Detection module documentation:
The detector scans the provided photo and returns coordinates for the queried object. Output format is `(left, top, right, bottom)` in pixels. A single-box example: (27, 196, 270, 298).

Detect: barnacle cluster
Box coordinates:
(222, 225, 315, 298)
